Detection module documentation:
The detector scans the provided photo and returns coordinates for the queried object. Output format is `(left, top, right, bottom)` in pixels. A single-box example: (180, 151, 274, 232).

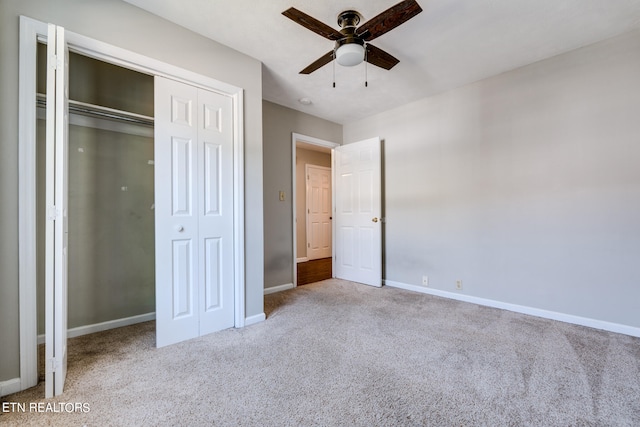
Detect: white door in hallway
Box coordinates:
(306, 165, 332, 260)
(334, 137, 382, 287)
(45, 23, 69, 398)
(155, 76, 234, 347)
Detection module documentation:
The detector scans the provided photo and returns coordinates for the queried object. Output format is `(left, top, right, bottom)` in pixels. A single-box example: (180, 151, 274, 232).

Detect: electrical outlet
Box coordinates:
(456, 280, 463, 290)
(422, 276, 429, 286)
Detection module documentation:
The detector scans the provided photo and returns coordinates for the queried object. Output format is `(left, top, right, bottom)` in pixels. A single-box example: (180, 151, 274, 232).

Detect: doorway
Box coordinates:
(291, 133, 339, 286)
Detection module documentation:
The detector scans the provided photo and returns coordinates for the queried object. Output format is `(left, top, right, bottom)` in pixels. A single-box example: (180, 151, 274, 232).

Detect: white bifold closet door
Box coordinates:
(45, 23, 69, 399)
(155, 76, 235, 348)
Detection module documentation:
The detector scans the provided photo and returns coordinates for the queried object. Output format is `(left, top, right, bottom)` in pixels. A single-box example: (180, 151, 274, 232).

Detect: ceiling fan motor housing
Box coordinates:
(335, 10, 365, 66)
(337, 10, 362, 28)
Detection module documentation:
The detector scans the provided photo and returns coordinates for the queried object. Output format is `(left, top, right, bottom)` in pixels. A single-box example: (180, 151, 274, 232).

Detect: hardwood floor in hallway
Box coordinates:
(297, 257, 332, 285)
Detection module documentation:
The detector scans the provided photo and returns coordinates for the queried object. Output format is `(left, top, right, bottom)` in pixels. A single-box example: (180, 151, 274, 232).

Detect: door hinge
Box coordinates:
(47, 205, 58, 221)
(48, 358, 60, 373)
(308, 243, 310, 248)
(49, 54, 58, 70)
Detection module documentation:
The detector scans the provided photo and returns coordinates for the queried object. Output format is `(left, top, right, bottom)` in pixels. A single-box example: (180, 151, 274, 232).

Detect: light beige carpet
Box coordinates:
(2, 279, 639, 426)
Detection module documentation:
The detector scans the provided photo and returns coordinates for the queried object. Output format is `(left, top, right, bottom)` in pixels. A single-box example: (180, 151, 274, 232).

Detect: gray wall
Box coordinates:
(0, 0, 263, 383)
(344, 29, 640, 329)
(37, 122, 156, 334)
(263, 101, 342, 289)
(37, 44, 155, 116)
(295, 148, 331, 259)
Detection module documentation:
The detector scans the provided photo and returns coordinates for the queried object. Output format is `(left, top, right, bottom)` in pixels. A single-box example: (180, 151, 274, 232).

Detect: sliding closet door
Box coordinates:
(44, 23, 69, 398)
(155, 77, 234, 347)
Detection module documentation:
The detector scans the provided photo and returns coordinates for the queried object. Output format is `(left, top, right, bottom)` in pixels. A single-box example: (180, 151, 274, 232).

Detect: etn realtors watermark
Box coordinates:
(2, 401, 91, 413)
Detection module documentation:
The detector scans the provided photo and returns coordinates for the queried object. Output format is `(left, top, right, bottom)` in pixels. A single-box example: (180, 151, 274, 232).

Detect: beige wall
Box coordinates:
(344, 29, 640, 329)
(0, 0, 263, 383)
(262, 101, 342, 289)
(295, 148, 331, 259)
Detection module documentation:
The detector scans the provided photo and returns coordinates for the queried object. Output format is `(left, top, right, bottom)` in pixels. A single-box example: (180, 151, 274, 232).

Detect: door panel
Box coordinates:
(334, 138, 382, 287)
(172, 239, 194, 318)
(171, 137, 194, 215)
(171, 137, 193, 216)
(45, 23, 69, 398)
(155, 78, 200, 347)
(204, 237, 222, 310)
(198, 88, 234, 335)
(359, 228, 374, 270)
(340, 227, 355, 267)
(203, 142, 221, 215)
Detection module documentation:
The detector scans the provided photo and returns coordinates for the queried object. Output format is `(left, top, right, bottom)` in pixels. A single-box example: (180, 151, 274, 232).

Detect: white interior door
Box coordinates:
(306, 165, 332, 260)
(334, 137, 382, 287)
(45, 23, 69, 398)
(155, 76, 234, 347)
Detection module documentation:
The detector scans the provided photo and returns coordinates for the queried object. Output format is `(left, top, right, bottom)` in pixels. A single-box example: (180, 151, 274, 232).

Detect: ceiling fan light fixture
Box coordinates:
(335, 43, 365, 67)
(283, 1, 422, 74)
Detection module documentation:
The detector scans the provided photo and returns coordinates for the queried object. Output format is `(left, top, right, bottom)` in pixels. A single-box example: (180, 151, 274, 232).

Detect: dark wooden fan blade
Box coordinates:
(366, 44, 400, 70)
(357, 0, 423, 42)
(300, 51, 335, 74)
(282, 8, 343, 41)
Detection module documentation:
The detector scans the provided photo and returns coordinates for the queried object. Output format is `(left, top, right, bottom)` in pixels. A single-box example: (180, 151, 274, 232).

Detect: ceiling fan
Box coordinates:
(282, 0, 423, 75)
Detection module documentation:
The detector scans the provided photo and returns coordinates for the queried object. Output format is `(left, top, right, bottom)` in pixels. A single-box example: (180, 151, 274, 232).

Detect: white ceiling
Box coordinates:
(123, 0, 640, 125)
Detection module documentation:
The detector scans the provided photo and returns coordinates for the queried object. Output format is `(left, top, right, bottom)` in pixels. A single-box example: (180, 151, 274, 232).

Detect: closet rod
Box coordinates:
(36, 93, 154, 127)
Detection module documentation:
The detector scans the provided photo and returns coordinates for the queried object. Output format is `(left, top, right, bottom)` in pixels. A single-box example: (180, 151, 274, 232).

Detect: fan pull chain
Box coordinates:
(365, 46, 368, 87)
(333, 51, 336, 88)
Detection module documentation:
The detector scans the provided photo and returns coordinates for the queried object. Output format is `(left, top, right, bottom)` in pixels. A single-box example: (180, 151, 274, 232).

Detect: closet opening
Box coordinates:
(36, 42, 155, 381)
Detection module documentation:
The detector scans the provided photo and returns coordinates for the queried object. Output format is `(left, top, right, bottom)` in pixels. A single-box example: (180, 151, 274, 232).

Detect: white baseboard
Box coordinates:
(264, 283, 295, 295)
(245, 313, 266, 326)
(296, 257, 308, 263)
(0, 378, 22, 397)
(37, 312, 156, 345)
(384, 280, 640, 338)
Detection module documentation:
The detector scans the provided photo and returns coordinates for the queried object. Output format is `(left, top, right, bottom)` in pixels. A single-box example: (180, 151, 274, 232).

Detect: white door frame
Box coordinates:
(17, 16, 246, 393)
(291, 133, 339, 287)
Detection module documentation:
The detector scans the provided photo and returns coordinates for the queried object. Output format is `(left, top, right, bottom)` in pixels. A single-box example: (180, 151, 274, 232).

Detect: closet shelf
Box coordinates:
(36, 93, 153, 127)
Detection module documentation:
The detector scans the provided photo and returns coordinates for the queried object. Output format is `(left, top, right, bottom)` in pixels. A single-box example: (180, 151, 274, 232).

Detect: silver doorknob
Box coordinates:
(176, 225, 184, 232)
(372, 217, 379, 223)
